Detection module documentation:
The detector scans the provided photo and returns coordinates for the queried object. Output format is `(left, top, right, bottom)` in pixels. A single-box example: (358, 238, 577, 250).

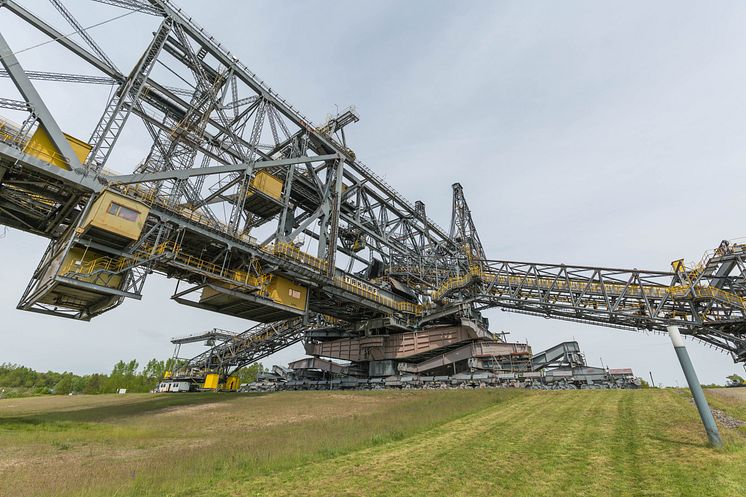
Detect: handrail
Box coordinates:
(268, 242, 329, 272)
(332, 275, 423, 315)
(59, 240, 268, 292)
(150, 242, 267, 290)
(265, 242, 423, 315)
(430, 262, 746, 310)
(0, 118, 28, 148)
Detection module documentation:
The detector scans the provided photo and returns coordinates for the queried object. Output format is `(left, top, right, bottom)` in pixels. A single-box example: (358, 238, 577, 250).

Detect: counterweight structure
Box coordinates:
(0, 1, 745, 390)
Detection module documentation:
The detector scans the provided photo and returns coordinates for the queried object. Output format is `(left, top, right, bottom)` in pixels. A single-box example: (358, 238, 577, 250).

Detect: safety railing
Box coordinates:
(59, 253, 128, 278)
(428, 260, 746, 311)
(22, 141, 70, 167)
(0, 118, 27, 148)
(268, 242, 329, 273)
(115, 184, 236, 238)
(265, 241, 424, 314)
(148, 241, 267, 290)
(52, 241, 265, 298)
(333, 275, 423, 315)
(0, 118, 76, 167)
(234, 319, 300, 347)
(431, 265, 483, 301)
(669, 285, 745, 308)
(58, 240, 177, 280)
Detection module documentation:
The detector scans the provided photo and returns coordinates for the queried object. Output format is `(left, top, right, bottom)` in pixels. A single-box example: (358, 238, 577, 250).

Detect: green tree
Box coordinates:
(726, 374, 745, 386)
(0, 358, 183, 397)
(125, 360, 138, 376)
(71, 375, 86, 393)
(164, 357, 185, 372)
(143, 359, 166, 381)
(54, 374, 75, 394)
(235, 363, 265, 384)
(84, 374, 105, 394)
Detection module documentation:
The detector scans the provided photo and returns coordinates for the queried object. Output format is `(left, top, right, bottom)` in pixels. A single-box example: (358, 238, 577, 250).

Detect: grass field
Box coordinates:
(1, 388, 744, 497)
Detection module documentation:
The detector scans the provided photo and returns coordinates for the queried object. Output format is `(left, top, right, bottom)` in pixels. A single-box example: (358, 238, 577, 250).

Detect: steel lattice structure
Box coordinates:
(0, 1, 744, 386)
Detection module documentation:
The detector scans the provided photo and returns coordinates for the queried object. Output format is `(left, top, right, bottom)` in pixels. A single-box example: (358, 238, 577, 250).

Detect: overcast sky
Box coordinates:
(1, 0, 745, 385)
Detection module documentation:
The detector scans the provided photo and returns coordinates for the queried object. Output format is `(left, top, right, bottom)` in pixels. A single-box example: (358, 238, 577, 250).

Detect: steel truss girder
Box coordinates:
(107, 154, 339, 185)
(0, 0, 744, 368)
(92, 0, 163, 16)
(2, 0, 454, 268)
(464, 258, 746, 360)
(172, 314, 345, 380)
(0, 30, 83, 170)
(0, 97, 29, 111)
(2, 1, 117, 77)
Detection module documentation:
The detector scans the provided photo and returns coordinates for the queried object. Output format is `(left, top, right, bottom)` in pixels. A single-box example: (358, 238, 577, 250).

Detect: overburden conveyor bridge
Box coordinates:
(0, 0, 745, 387)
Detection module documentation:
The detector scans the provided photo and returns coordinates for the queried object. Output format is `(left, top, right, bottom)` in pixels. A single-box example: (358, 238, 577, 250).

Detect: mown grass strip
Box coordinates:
(200, 390, 746, 497)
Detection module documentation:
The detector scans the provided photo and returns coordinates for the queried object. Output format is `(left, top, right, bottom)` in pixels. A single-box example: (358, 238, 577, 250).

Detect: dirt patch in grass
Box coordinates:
(709, 386, 746, 403)
(149, 400, 223, 416)
(0, 393, 157, 416)
(148, 391, 386, 429)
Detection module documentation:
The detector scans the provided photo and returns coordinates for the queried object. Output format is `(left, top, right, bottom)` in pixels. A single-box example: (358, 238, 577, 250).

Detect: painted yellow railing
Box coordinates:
(22, 141, 69, 166)
(0, 117, 27, 148)
(669, 285, 745, 307)
(59, 241, 175, 279)
(60, 241, 269, 295)
(266, 242, 424, 315)
(147, 241, 267, 289)
(431, 265, 483, 301)
(269, 242, 329, 272)
(429, 262, 746, 310)
(115, 184, 236, 237)
(333, 275, 423, 315)
(59, 253, 128, 277)
(0, 119, 72, 166)
(232, 318, 303, 347)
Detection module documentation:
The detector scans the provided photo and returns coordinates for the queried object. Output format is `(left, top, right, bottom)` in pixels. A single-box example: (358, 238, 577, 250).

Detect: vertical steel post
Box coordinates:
(666, 325, 723, 447)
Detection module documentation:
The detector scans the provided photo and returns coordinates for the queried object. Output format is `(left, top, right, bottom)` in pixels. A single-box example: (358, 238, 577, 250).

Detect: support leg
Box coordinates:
(666, 325, 723, 448)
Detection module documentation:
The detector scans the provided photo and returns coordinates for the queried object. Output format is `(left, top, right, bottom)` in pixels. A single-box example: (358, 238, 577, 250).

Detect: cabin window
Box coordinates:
(288, 288, 301, 299)
(107, 202, 139, 222)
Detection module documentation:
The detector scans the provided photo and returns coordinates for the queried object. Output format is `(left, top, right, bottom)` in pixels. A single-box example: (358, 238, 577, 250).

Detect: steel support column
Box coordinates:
(666, 325, 723, 448)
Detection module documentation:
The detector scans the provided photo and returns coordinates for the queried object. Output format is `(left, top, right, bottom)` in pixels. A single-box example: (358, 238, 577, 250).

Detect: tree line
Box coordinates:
(0, 359, 264, 398)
